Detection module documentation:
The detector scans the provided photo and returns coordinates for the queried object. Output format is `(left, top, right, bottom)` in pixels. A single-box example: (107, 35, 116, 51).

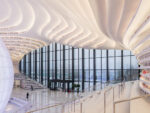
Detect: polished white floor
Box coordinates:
(10, 81, 150, 113)
(11, 88, 81, 113)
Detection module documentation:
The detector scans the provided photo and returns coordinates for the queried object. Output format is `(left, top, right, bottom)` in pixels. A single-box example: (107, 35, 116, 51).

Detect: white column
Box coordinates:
(0, 39, 14, 112)
(13, 61, 20, 74)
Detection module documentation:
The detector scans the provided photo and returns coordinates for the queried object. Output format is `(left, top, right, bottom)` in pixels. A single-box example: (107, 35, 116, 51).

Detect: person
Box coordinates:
(26, 92, 29, 100)
(31, 85, 33, 91)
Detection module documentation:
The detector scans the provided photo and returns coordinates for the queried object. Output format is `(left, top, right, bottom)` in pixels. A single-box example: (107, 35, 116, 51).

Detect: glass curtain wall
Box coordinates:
(20, 43, 139, 92)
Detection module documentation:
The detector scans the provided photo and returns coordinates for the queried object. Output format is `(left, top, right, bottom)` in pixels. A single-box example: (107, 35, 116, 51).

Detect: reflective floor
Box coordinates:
(11, 88, 82, 113)
(10, 81, 148, 113)
(9, 82, 122, 113)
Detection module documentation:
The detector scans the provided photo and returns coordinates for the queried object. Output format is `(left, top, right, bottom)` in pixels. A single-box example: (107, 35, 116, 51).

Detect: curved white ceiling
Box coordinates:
(0, 0, 150, 66)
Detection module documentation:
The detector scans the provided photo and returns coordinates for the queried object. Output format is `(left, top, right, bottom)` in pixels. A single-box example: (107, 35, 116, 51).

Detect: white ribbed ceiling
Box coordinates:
(0, 0, 150, 65)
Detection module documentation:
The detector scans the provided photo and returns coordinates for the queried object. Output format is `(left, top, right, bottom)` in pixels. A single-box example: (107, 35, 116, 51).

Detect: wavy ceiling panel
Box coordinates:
(0, 0, 150, 67)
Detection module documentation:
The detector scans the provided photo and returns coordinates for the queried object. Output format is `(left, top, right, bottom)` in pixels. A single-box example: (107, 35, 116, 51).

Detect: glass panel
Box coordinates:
(96, 50, 101, 57)
(109, 70, 115, 81)
(116, 50, 121, 56)
(85, 59, 89, 69)
(57, 51, 60, 60)
(131, 56, 138, 69)
(108, 50, 114, 56)
(102, 58, 106, 69)
(90, 50, 93, 58)
(90, 59, 93, 69)
(102, 50, 106, 57)
(116, 70, 121, 82)
(84, 49, 89, 58)
(96, 70, 101, 81)
(90, 70, 93, 81)
(65, 50, 69, 59)
(116, 57, 121, 69)
(74, 49, 78, 59)
(96, 58, 101, 69)
(123, 56, 130, 69)
(123, 69, 131, 81)
(109, 57, 114, 69)
(131, 69, 139, 80)
(102, 70, 106, 82)
(85, 70, 89, 81)
(74, 60, 78, 69)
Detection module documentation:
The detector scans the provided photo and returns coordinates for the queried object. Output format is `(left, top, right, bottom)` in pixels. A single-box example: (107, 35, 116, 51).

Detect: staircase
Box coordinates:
(5, 97, 32, 113)
(14, 73, 46, 90)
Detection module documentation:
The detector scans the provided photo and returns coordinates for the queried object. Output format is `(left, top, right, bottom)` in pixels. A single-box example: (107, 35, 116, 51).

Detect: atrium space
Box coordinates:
(1, 0, 150, 113)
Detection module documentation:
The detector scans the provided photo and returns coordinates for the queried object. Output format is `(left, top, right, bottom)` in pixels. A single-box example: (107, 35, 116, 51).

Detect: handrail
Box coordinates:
(26, 103, 63, 113)
(72, 85, 115, 113)
(114, 94, 150, 104)
(26, 96, 79, 113)
(68, 81, 137, 113)
(113, 94, 150, 113)
(27, 81, 136, 113)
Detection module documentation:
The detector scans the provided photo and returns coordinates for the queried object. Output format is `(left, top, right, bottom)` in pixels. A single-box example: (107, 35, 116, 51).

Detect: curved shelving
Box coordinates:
(139, 70, 150, 94)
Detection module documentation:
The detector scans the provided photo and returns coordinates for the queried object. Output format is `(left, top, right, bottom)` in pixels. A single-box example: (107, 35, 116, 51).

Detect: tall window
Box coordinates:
(20, 43, 139, 91)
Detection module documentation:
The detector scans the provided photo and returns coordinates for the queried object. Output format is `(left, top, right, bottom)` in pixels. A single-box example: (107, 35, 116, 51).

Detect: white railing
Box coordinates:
(26, 80, 148, 113)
